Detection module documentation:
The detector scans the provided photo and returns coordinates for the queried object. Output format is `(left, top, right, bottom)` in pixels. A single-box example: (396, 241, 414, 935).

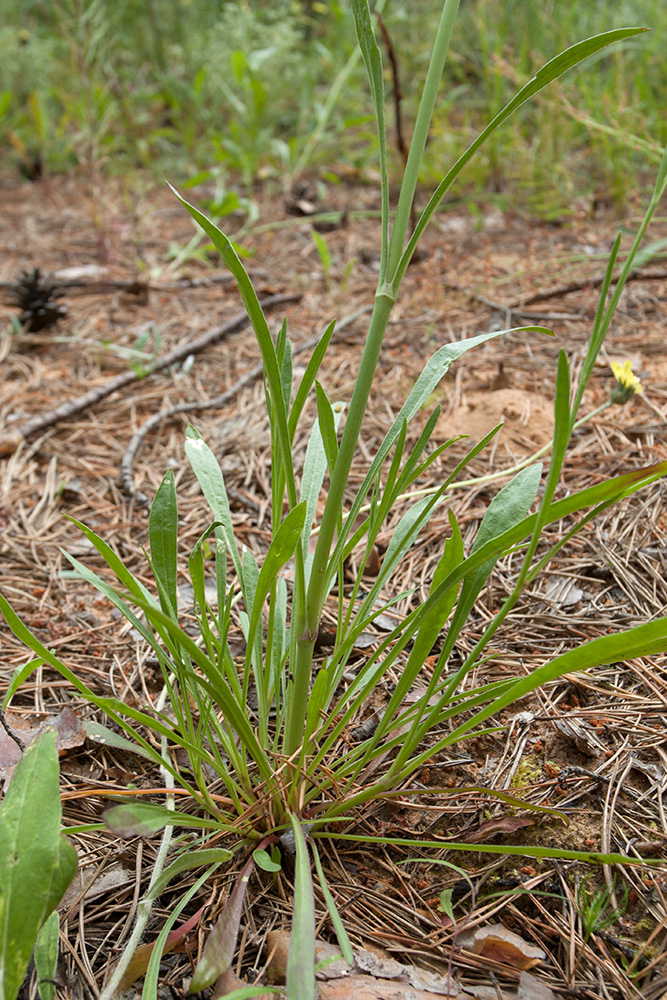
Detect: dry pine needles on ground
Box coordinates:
(1, 177, 667, 998)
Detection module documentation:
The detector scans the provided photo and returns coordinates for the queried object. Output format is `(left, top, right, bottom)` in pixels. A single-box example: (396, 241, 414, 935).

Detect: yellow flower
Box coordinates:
(610, 359, 642, 404)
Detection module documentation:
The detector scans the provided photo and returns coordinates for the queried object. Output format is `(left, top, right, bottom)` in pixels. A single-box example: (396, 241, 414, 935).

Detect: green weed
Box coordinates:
(2, 3, 667, 997)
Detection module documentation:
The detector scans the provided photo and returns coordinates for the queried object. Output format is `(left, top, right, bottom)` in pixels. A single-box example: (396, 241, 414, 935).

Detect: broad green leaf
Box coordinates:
(149, 470, 178, 617)
(0, 732, 77, 1000)
(405, 511, 464, 679)
(254, 849, 281, 873)
(82, 721, 155, 762)
(34, 912, 59, 1000)
(286, 815, 316, 1000)
(190, 857, 254, 991)
(103, 801, 215, 837)
(440, 463, 542, 663)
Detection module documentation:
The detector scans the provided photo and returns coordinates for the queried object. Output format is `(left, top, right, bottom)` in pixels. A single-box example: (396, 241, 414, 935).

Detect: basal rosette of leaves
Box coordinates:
(2, 2, 667, 997)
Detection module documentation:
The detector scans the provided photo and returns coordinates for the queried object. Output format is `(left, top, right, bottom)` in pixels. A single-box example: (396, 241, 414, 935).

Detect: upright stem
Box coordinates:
(384, 0, 460, 288)
(283, 291, 395, 756)
(283, 0, 462, 756)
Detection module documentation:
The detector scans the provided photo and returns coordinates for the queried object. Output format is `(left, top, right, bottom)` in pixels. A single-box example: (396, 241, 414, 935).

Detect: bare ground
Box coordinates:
(1, 174, 667, 999)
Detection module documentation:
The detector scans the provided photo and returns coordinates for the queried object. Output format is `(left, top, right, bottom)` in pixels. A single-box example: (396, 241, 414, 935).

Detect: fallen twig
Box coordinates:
(447, 267, 667, 313)
(120, 304, 374, 505)
(0, 292, 301, 457)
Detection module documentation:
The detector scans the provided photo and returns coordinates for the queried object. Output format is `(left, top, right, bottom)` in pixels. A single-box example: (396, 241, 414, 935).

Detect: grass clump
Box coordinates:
(2, 1, 667, 996)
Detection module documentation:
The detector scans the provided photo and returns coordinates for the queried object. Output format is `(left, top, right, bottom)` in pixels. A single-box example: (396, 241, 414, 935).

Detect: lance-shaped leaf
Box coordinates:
(190, 856, 255, 991)
(0, 731, 77, 1000)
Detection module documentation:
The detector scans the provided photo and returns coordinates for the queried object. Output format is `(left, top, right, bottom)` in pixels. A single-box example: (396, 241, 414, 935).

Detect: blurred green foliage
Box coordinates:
(0, 0, 665, 215)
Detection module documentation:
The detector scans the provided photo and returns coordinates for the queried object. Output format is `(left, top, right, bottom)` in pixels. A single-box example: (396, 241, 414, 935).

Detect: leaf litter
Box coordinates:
(1, 177, 667, 997)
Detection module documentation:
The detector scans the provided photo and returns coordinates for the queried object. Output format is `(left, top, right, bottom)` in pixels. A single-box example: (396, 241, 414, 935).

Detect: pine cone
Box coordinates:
(9, 267, 67, 331)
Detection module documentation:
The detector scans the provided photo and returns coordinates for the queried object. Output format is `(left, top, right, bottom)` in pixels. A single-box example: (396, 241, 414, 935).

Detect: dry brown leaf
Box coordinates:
(518, 970, 557, 1000)
(266, 932, 459, 995)
(319, 974, 454, 1000)
(266, 929, 290, 984)
(461, 815, 535, 843)
(60, 863, 135, 916)
(459, 924, 545, 970)
(212, 967, 272, 1000)
(0, 707, 86, 783)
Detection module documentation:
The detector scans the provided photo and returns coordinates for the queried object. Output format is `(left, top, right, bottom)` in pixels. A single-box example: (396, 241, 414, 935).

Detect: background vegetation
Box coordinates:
(1, 0, 666, 217)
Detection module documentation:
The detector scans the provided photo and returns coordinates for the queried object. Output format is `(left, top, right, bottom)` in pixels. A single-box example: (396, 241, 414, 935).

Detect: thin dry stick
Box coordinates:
(120, 303, 375, 504)
(0, 292, 300, 457)
(446, 267, 667, 310)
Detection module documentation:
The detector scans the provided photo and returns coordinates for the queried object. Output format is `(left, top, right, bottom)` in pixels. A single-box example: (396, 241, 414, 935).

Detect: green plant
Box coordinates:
(0, 731, 77, 1000)
(2, 2, 667, 997)
(310, 226, 334, 291)
(576, 876, 629, 945)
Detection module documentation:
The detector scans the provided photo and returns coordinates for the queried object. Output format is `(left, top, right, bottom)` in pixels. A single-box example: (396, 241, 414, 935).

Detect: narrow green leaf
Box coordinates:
(171, 188, 298, 507)
(311, 841, 354, 965)
(351, 0, 389, 278)
(185, 427, 244, 585)
(449, 615, 667, 747)
(314, 381, 341, 480)
(34, 911, 60, 1000)
(278, 321, 293, 411)
(398, 27, 648, 286)
(64, 516, 156, 608)
(245, 502, 307, 680)
(2, 656, 44, 709)
(301, 388, 344, 561)
(324, 833, 653, 867)
(141, 867, 213, 1000)
(146, 849, 232, 902)
(0, 732, 77, 1000)
(286, 815, 316, 1000)
(288, 319, 336, 438)
(149, 469, 178, 617)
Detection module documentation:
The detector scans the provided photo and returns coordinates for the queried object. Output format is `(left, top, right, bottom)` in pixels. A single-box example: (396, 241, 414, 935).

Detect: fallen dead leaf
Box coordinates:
(0, 707, 86, 784)
(60, 862, 135, 917)
(459, 924, 545, 970)
(460, 815, 535, 843)
(320, 974, 456, 999)
(267, 932, 460, 996)
(518, 970, 557, 1000)
(212, 967, 272, 1000)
